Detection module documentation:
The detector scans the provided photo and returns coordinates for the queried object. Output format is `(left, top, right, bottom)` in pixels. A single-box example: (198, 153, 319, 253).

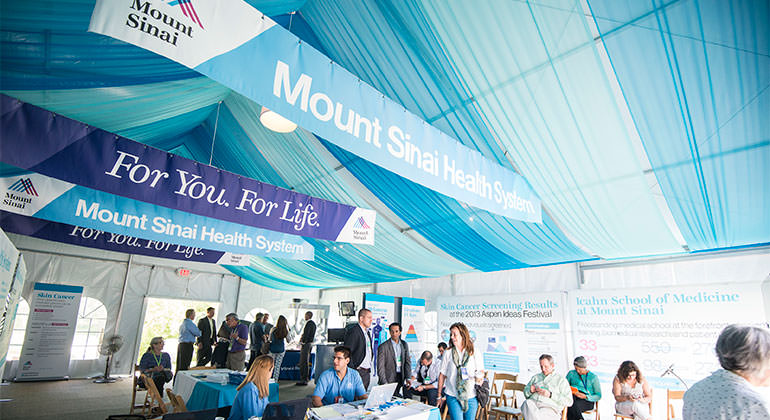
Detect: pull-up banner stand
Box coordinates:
(16, 283, 83, 381)
(0, 96, 375, 245)
(87, 0, 542, 223)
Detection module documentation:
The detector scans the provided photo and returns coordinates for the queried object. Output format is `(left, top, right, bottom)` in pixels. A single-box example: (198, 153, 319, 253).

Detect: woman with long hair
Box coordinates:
(437, 323, 484, 420)
(138, 337, 173, 392)
(613, 360, 652, 420)
(268, 315, 290, 381)
(228, 355, 274, 420)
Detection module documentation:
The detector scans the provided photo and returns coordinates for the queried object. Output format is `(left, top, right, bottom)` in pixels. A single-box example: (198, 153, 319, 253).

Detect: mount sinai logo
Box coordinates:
(352, 216, 371, 230)
(4, 178, 38, 210)
(125, 0, 203, 47)
(167, 0, 204, 29)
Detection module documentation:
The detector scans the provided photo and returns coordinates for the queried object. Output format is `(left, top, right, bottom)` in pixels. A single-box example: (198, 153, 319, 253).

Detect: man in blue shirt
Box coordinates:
(312, 346, 368, 407)
(177, 309, 202, 372)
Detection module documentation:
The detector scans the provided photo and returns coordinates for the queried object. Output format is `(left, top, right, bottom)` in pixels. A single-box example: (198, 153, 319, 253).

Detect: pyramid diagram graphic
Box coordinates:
(405, 324, 419, 342)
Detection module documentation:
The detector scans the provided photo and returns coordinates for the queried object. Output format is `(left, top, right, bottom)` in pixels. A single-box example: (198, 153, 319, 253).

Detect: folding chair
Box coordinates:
(489, 382, 525, 420)
(667, 390, 685, 420)
(130, 365, 149, 414)
(166, 389, 188, 413)
(582, 400, 599, 420)
(141, 373, 170, 418)
(614, 402, 652, 420)
(489, 373, 518, 408)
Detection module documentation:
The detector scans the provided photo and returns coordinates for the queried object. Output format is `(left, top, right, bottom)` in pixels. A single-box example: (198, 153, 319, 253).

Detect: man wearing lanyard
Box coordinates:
(344, 308, 374, 390)
(377, 322, 412, 397)
(565, 356, 602, 420)
(410, 351, 441, 406)
(312, 346, 368, 407)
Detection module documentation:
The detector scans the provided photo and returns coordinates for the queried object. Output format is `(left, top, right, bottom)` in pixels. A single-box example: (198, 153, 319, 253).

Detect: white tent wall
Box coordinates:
(2, 234, 242, 380)
(236, 280, 321, 327)
(320, 285, 374, 329)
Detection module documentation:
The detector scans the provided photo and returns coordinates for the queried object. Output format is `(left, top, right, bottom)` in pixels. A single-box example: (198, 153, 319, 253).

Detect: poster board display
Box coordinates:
(363, 293, 396, 376)
(569, 282, 769, 389)
(437, 292, 569, 377)
(0, 228, 20, 366)
(16, 282, 83, 381)
(401, 297, 426, 374)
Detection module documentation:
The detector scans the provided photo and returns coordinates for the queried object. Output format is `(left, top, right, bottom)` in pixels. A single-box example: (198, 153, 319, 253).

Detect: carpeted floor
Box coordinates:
(0, 377, 316, 420)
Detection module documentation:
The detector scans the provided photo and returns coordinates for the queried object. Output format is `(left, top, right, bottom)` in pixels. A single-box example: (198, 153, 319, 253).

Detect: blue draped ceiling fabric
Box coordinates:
(0, 0, 767, 290)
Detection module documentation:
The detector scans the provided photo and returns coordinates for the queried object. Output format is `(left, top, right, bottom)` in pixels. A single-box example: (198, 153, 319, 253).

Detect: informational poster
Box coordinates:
(569, 282, 769, 389)
(0, 228, 20, 366)
(437, 293, 568, 377)
(363, 293, 395, 375)
(401, 297, 426, 373)
(16, 283, 83, 381)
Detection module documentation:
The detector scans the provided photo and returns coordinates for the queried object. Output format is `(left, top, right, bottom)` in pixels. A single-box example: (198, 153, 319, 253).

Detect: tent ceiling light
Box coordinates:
(260, 106, 297, 133)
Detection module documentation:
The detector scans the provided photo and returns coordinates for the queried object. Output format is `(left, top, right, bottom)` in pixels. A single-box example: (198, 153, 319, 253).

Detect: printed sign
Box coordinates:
(87, 0, 542, 223)
(401, 297, 426, 374)
(437, 293, 569, 376)
(569, 283, 769, 389)
(0, 171, 315, 260)
(363, 293, 395, 376)
(0, 211, 251, 265)
(17, 283, 83, 381)
(0, 95, 376, 244)
(0, 228, 20, 366)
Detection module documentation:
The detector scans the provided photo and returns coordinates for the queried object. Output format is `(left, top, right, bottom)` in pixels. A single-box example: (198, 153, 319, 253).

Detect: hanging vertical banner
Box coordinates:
(16, 283, 83, 381)
(363, 293, 395, 376)
(0, 96, 376, 245)
(0, 228, 20, 366)
(400, 297, 425, 374)
(87, 0, 542, 223)
(437, 293, 568, 376)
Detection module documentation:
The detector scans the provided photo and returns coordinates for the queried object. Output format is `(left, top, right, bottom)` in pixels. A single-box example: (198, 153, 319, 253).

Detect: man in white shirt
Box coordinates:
(410, 350, 441, 405)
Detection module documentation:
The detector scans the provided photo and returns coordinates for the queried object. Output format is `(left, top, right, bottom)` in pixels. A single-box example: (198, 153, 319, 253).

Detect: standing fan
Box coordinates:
(93, 335, 124, 383)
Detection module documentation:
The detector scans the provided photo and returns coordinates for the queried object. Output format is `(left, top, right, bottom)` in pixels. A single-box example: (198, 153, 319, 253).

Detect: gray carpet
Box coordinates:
(0, 378, 316, 420)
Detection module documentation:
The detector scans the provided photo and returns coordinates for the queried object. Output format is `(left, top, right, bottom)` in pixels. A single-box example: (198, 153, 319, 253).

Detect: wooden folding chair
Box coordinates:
(489, 382, 525, 420)
(141, 373, 169, 418)
(166, 389, 188, 413)
(582, 400, 599, 420)
(489, 373, 518, 408)
(442, 402, 449, 420)
(667, 390, 685, 420)
(614, 401, 652, 420)
(130, 365, 149, 414)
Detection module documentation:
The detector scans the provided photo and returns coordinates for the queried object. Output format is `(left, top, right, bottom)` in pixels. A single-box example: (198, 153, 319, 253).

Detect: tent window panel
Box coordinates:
(70, 297, 108, 361)
(7, 298, 30, 361)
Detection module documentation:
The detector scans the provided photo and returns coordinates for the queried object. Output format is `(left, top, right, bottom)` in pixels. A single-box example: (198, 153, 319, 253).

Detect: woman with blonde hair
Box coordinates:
(437, 323, 484, 420)
(228, 355, 274, 420)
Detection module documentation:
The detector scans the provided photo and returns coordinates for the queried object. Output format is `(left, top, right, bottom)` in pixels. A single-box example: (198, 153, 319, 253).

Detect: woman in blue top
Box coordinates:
(268, 315, 290, 381)
(139, 336, 173, 392)
(229, 354, 274, 420)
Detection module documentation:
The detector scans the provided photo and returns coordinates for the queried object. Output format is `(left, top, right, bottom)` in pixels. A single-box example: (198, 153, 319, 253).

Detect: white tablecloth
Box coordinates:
(173, 369, 233, 402)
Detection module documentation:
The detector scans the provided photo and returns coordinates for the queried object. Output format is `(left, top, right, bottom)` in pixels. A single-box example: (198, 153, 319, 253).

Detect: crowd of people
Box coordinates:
(139, 306, 770, 420)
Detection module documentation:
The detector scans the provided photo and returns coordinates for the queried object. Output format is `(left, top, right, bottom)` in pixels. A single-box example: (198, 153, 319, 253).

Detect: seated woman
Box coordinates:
(411, 350, 442, 406)
(139, 336, 173, 392)
(229, 355, 274, 420)
(613, 361, 652, 420)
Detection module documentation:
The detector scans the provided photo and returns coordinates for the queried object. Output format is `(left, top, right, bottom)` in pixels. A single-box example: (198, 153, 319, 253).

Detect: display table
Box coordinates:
(173, 369, 279, 411)
(280, 350, 316, 380)
(308, 399, 440, 420)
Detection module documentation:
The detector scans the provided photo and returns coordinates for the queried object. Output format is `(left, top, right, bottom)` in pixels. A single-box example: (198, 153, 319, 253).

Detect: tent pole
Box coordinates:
(113, 254, 132, 335)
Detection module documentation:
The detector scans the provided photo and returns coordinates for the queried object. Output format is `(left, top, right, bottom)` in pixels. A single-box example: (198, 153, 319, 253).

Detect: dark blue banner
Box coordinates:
(0, 211, 249, 265)
(0, 95, 375, 244)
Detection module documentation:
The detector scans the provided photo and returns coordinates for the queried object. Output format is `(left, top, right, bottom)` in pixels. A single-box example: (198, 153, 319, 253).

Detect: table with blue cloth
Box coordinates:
(173, 369, 278, 411)
(279, 350, 315, 380)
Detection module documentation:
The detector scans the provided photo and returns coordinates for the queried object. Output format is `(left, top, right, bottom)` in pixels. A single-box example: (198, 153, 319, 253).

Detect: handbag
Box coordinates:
(474, 377, 490, 408)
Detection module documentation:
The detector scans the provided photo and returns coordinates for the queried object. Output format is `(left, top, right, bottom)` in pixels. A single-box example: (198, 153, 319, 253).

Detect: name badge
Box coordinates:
(424, 375, 431, 382)
(396, 354, 402, 364)
(461, 367, 469, 381)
